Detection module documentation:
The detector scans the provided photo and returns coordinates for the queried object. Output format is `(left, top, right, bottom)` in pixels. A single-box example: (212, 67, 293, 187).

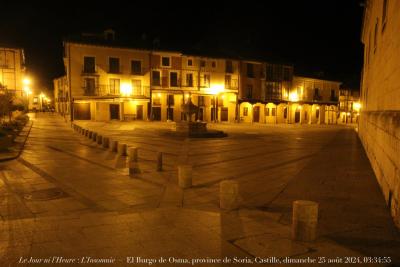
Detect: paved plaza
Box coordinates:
(0, 113, 399, 266)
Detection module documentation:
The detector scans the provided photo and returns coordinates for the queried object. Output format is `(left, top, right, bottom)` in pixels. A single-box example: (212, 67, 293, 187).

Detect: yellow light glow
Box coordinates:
(209, 85, 224, 95)
(121, 83, 132, 96)
(185, 94, 189, 99)
(353, 102, 361, 111)
(289, 92, 299, 102)
(157, 93, 161, 97)
(23, 78, 31, 85)
(23, 86, 31, 95)
(316, 106, 320, 110)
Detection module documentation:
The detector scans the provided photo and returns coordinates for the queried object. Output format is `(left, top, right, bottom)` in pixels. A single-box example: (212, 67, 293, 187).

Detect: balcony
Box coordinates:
(313, 94, 322, 101)
(225, 79, 238, 90)
(131, 67, 148, 76)
(330, 96, 338, 102)
(81, 65, 98, 75)
(82, 84, 150, 98)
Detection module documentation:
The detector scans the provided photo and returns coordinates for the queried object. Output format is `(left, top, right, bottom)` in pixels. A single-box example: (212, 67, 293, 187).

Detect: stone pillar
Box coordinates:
(292, 200, 318, 242)
(110, 140, 118, 152)
(127, 147, 138, 162)
(178, 165, 192, 188)
(117, 143, 127, 156)
(220, 180, 239, 210)
(157, 152, 163, 172)
(96, 135, 102, 145)
(102, 137, 110, 148)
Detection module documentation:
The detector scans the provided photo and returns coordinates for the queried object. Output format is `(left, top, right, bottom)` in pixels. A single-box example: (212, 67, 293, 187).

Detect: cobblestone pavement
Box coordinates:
(0, 113, 399, 266)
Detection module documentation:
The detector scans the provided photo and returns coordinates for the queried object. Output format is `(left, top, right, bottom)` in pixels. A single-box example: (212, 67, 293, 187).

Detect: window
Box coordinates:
(225, 75, 231, 89)
(246, 85, 253, 98)
(203, 74, 210, 87)
(382, 0, 388, 30)
(272, 108, 276, 116)
(109, 78, 120, 95)
(247, 63, 254, 78)
(131, 60, 142, 74)
(162, 56, 170, 67)
(33, 97, 38, 104)
(283, 67, 291, 81)
(83, 56, 95, 73)
(211, 61, 216, 68)
(132, 79, 141, 95)
(187, 59, 193, 66)
(109, 57, 120, 73)
(186, 73, 193, 87)
(152, 71, 161, 86)
(170, 72, 178, 87)
(167, 95, 174, 105)
(200, 60, 206, 68)
(84, 78, 96, 95)
(243, 107, 248, 116)
(265, 107, 270, 116)
(198, 96, 205, 106)
(225, 60, 233, 73)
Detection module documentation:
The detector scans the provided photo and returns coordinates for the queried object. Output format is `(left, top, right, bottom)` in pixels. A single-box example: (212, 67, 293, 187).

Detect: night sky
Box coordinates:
(0, 1, 364, 90)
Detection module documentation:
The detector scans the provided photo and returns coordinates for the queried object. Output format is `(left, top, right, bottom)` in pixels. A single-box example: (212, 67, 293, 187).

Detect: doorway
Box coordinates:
(295, 109, 301, 123)
(221, 107, 228, 122)
(253, 106, 260, 122)
(109, 104, 120, 120)
(152, 107, 161, 121)
(136, 105, 143, 120)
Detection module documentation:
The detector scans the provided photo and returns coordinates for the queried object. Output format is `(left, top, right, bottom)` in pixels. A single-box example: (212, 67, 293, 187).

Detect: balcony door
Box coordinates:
(84, 78, 96, 96)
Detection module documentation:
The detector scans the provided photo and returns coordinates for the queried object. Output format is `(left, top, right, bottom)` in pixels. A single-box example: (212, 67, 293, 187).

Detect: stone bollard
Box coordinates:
(102, 137, 110, 148)
(88, 131, 92, 139)
(127, 147, 138, 162)
(81, 128, 86, 135)
(85, 129, 89, 137)
(92, 132, 97, 142)
(110, 140, 118, 152)
(178, 165, 192, 188)
(128, 159, 141, 175)
(96, 135, 103, 145)
(292, 200, 318, 242)
(117, 143, 127, 156)
(220, 180, 239, 210)
(157, 152, 163, 171)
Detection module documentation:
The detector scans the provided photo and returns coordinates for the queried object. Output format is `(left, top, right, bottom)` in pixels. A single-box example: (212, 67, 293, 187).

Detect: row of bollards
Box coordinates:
(72, 123, 319, 242)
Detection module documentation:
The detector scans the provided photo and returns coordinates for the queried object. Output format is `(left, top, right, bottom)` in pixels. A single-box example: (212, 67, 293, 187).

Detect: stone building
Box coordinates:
(0, 46, 27, 105)
(360, 0, 400, 227)
(338, 88, 361, 124)
(56, 30, 341, 125)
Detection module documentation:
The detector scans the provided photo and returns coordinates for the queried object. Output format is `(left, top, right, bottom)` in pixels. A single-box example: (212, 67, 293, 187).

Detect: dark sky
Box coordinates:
(0, 0, 364, 90)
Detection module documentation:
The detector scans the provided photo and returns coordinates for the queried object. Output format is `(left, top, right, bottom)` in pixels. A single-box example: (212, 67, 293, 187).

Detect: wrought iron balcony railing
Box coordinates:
(82, 84, 150, 97)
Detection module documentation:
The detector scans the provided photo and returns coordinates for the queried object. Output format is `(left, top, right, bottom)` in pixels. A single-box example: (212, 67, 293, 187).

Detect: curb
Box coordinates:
(0, 120, 33, 162)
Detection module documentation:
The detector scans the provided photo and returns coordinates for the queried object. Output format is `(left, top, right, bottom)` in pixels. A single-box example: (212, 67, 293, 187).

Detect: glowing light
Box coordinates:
(157, 93, 161, 97)
(316, 106, 320, 110)
(353, 102, 361, 111)
(209, 85, 224, 95)
(23, 86, 32, 95)
(298, 105, 302, 110)
(289, 92, 299, 102)
(23, 78, 31, 85)
(121, 83, 132, 96)
(185, 94, 189, 99)
(347, 112, 351, 116)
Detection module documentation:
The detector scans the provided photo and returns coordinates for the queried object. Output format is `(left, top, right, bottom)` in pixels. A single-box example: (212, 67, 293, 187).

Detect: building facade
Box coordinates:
(239, 72, 340, 124)
(338, 88, 361, 124)
(360, 0, 400, 227)
(57, 31, 341, 125)
(0, 47, 27, 105)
